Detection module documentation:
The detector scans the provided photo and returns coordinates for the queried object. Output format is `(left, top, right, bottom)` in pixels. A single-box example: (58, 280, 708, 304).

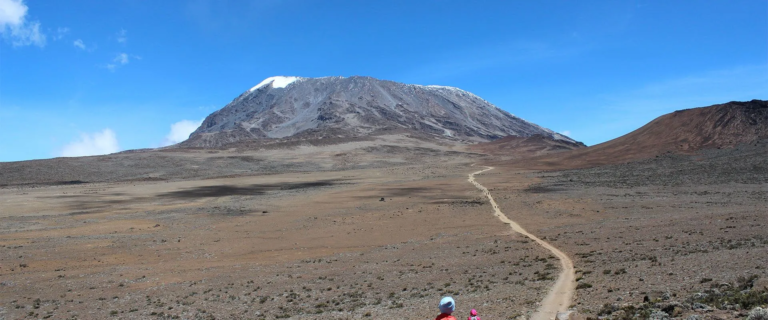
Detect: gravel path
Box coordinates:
(469, 166, 576, 320)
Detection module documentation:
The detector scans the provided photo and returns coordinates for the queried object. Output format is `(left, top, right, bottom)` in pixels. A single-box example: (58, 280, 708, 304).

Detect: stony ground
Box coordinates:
(0, 159, 555, 320)
(1, 141, 767, 319)
(478, 143, 768, 319)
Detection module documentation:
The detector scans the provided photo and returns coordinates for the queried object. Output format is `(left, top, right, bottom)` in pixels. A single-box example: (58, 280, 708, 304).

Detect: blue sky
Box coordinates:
(1, 0, 766, 161)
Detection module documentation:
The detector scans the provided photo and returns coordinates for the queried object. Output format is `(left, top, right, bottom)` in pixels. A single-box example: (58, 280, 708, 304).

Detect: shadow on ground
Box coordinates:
(158, 180, 344, 199)
(41, 179, 348, 214)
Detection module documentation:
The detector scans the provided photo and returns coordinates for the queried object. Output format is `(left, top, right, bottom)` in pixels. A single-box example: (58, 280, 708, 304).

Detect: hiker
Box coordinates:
(435, 296, 457, 320)
(468, 309, 481, 320)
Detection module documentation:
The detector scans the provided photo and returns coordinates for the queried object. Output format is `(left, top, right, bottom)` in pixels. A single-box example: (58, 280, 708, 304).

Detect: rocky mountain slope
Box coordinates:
(514, 99, 768, 169)
(183, 76, 575, 147)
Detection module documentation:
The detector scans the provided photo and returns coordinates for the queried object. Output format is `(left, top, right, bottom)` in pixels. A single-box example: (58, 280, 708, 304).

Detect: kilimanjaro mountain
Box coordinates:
(182, 76, 576, 147)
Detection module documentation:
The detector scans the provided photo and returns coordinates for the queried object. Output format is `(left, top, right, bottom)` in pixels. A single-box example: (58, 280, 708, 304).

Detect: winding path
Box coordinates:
(468, 166, 576, 320)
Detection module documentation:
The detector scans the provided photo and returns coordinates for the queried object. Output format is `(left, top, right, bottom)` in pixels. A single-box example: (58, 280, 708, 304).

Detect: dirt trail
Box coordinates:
(469, 166, 576, 320)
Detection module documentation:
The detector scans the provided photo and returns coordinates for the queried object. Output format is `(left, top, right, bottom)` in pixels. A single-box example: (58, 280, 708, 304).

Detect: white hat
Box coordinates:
(439, 296, 455, 314)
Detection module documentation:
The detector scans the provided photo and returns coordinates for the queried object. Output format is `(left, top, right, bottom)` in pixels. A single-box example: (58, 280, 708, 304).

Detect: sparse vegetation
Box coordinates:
(576, 282, 593, 290)
(748, 307, 768, 320)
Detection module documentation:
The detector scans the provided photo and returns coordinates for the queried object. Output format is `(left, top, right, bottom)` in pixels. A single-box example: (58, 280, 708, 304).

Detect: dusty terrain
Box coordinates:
(0, 144, 560, 320)
(478, 141, 768, 319)
(2, 102, 768, 319)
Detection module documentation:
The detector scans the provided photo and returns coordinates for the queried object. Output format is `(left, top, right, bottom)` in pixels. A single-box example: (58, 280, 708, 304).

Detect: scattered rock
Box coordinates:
(659, 302, 684, 317)
(692, 303, 712, 312)
(649, 310, 670, 320)
(645, 290, 667, 302)
(692, 292, 709, 300)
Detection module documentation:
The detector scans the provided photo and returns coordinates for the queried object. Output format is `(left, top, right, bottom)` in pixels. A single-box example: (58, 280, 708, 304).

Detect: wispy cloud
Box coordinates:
(105, 52, 138, 71)
(0, 0, 46, 47)
(559, 130, 572, 137)
(59, 129, 120, 157)
(73, 38, 85, 50)
(116, 28, 126, 44)
(53, 26, 68, 40)
(161, 119, 203, 146)
(115, 52, 129, 64)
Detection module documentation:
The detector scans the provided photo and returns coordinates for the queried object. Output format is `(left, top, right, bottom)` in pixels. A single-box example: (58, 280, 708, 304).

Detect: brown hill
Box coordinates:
(468, 134, 586, 158)
(501, 99, 768, 170)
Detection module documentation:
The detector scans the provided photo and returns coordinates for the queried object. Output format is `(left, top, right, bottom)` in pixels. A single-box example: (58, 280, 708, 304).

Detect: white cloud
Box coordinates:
(0, 0, 46, 47)
(115, 52, 129, 64)
(116, 28, 126, 44)
(53, 26, 68, 40)
(162, 119, 203, 146)
(106, 52, 132, 71)
(60, 129, 120, 157)
(559, 130, 572, 136)
(0, 0, 25, 26)
(8, 19, 43, 46)
(73, 38, 85, 49)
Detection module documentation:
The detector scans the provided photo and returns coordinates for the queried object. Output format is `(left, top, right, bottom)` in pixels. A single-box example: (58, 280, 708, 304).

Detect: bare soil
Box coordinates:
(1, 135, 766, 319)
(0, 151, 556, 319)
(479, 142, 768, 319)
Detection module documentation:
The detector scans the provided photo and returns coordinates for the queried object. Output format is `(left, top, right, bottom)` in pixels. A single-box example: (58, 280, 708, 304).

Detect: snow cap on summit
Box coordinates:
(188, 76, 582, 147)
(249, 76, 301, 92)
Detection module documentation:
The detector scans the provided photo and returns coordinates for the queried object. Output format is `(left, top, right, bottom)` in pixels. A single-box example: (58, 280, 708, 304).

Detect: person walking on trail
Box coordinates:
(468, 309, 481, 320)
(435, 296, 457, 320)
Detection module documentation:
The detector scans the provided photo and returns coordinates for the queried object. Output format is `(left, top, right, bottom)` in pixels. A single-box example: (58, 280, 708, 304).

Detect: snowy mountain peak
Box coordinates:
(249, 76, 302, 92)
(186, 76, 580, 147)
(424, 84, 462, 91)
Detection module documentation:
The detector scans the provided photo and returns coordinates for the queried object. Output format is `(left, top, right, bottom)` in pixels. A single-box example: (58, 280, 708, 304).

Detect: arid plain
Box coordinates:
(1, 139, 556, 320)
(2, 132, 767, 320)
